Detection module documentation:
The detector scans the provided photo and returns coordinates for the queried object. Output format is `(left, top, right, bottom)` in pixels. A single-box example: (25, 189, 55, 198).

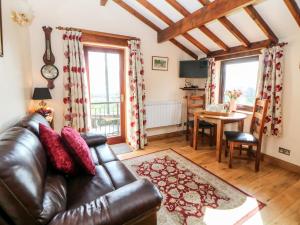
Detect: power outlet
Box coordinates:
(279, 147, 291, 156)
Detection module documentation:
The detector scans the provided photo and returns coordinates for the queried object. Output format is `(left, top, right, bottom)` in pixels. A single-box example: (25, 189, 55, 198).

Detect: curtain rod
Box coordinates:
(55, 26, 140, 40)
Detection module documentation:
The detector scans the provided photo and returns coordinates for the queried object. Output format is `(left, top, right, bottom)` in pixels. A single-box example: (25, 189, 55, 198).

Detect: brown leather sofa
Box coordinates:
(0, 114, 162, 225)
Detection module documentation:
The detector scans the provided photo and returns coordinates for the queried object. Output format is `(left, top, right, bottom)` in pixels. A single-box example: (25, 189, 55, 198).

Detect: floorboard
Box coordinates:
(118, 136, 300, 225)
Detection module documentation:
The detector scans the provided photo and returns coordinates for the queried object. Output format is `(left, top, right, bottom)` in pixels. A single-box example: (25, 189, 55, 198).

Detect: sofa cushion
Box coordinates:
(16, 113, 50, 136)
(61, 127, 96, 175)
(66, 165, 115, 209)
(0, 127, 67, 225)
(39, 124, 76, 175)
(90, 144, 119, 165)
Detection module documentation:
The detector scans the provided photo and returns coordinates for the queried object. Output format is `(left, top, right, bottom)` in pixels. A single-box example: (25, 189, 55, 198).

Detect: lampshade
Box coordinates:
(32, 88, 52, 100)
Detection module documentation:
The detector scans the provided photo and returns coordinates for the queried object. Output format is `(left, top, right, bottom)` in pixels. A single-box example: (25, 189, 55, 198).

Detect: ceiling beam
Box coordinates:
(215, 49, 262, 61)
(137, 0, 209, 54)
(208, 39, 271, 58)
(284, 0, 300, 27)
(158, 0, 256, 43)
(244, 5, 278, 43)
(100, 0, 108, 6)
(199, 0, 251, 47)
(217, 17, 250, 47)
(113, 0, 198, 59)
(166, 0, 229, 51)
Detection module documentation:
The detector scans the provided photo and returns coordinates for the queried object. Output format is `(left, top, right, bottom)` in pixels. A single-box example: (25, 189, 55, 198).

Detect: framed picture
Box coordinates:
(152, 56, 168, 71)
(0, 0, 3, 57)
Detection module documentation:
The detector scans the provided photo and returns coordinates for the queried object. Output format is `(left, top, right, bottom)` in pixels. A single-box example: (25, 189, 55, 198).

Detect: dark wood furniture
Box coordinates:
(224, 98, 268, 172)
(186, 95, 215, 147)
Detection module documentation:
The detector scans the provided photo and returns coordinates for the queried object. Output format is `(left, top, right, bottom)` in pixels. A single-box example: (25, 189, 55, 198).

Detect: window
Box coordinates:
(220, 56, 259, 111)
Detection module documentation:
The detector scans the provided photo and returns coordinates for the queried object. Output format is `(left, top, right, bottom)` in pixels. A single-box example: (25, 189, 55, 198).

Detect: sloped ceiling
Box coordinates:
(114, 0, 300, 59)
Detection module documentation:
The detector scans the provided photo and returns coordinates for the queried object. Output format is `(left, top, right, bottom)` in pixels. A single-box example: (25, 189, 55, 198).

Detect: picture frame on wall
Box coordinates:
(152, 56, 168, 71)
(0, 0, 3, 57)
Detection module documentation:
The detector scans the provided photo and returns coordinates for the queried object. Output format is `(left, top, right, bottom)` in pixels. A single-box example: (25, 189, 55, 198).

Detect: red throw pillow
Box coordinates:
(61, 127, 96, 175)
(39, 123, 76, 175)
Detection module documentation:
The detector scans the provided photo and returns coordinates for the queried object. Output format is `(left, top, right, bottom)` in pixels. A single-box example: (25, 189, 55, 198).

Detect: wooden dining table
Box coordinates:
(193, 111, 248, 162)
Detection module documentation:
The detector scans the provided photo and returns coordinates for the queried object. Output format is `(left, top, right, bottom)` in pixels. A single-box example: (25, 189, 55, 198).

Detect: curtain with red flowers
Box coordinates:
(63, 31, 91, 133)
(257, 45, 284, 136)
(206, 58, 216, 105)
(128, 40, 147, 150)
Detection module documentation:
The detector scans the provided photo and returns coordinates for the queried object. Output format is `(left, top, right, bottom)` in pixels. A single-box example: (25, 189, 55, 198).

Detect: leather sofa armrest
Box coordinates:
(49, 179, 162, 225)
(80, 132, 107, 147)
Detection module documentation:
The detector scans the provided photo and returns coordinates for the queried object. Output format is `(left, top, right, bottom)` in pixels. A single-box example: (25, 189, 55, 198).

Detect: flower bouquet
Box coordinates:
(225, 89, 242, 112)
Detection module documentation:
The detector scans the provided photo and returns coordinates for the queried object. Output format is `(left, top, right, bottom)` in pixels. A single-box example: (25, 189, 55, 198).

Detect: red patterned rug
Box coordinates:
(123, 149, 265, 225)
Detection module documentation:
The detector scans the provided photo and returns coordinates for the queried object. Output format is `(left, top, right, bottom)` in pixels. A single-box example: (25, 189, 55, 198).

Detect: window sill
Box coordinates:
(235, 110, 253, 115)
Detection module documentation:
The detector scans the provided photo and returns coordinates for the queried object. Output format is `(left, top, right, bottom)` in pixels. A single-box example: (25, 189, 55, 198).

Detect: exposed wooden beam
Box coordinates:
(113, 0, 198, 59)
(199, 0, 251, 47)
(166, 0, 229, 51)
(208, 40, 271, 58)
(170, 39, 198, 59)
(244, 5, 278, 43)
(218, 17, 250, 47)
(198, 26, 229, 51)
(158, 0, 256, 43)
(215, 49, 261, 61)
(100, 0, 108, 6)
(284, 0, 300, 27)
(137, 0, 209, 54)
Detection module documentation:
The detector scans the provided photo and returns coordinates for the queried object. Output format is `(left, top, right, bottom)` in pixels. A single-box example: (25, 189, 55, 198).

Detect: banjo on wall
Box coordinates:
(41, 26, 59, 89)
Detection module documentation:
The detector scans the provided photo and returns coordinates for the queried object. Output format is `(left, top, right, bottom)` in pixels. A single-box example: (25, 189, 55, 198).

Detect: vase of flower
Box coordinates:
(225, 90, 242, 112)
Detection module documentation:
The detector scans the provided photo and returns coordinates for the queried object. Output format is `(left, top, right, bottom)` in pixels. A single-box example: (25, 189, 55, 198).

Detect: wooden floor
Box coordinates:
(118, 135, 300, 225)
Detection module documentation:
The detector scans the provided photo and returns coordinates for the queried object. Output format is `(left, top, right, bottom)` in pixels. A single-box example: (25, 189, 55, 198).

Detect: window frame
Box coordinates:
(219, 56, 259, 112)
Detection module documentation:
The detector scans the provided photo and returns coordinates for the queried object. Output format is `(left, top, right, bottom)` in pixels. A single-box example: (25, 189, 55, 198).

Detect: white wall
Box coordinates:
(0, 0, 32, 131)
(27, 0, 197, 135)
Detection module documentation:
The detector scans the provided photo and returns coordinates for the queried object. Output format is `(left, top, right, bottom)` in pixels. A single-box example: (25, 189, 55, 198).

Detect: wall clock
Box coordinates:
(41, 26, 58, 89)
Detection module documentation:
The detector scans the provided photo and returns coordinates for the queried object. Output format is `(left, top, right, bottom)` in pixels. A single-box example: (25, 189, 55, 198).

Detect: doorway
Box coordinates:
(84, 46, 125, 144)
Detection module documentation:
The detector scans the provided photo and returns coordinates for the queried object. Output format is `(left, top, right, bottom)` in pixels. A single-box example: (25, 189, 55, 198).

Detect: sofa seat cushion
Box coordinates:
(103, 161, 137, 189)
(62, 127, 96, 175)
(66, 165, 115, 209)
(39, 124, 76, 175)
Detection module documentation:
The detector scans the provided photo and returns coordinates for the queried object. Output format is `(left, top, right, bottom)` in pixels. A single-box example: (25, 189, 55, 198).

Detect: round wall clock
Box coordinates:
(41, 26, 58, 89)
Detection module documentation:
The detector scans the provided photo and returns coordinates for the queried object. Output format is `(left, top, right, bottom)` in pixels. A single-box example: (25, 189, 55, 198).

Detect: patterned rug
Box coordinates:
(123, 149, 265, 225)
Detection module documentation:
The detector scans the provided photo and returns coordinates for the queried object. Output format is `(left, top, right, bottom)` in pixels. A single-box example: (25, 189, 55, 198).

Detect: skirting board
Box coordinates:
(262, 154, 300, 175)
(148, 131, 184, 141)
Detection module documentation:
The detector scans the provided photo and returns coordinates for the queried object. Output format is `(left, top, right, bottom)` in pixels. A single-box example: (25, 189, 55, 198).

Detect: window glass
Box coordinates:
(222, 57, 259, 107)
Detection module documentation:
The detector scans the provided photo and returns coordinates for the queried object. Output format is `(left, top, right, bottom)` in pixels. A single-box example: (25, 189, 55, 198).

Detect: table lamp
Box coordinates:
(32, 87, 52, 109)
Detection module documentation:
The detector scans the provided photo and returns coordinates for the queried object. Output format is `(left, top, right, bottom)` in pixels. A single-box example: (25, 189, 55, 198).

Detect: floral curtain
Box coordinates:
(257, 45, 284, 136)
(206, 58, 216, 105)
(63, 31, 91, 133)
(128, 40, 147, 150)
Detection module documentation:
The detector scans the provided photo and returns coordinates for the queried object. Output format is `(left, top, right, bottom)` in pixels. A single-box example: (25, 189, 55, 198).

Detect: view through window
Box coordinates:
(221, 56, 259, 109)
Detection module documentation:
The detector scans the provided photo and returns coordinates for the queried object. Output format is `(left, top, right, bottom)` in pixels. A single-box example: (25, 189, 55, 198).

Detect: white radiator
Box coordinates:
(145, 101, 182, 129)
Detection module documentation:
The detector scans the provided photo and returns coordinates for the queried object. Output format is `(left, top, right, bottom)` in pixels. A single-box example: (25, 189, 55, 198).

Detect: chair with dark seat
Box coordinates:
(186, 95, 215, 146)
(224, 98, 268, 172)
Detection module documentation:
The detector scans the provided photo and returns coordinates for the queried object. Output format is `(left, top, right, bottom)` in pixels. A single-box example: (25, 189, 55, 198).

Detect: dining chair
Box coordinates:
(186, 94, 215, 147)
(224, 98, 268, 172)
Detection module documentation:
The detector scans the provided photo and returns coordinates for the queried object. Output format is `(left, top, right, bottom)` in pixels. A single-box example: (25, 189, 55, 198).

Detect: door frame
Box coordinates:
(84, 45, 126, 144)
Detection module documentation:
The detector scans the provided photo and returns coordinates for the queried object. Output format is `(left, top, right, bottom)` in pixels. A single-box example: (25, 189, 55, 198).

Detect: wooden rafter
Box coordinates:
(244, 5, 278, 43)
(100, 0, 108, 6)
(199, 0, 250, 47)
(113, 0, 198, 59)
(158, 0, 255, 43)
(166, 0, 229, 51)
(137, 0, 209, 54)
(284, 0, 300, 27)
(208, 40, 271, 58)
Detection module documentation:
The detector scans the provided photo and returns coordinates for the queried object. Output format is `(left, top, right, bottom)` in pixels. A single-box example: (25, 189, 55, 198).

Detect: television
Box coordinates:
(179, 60, 208, 78)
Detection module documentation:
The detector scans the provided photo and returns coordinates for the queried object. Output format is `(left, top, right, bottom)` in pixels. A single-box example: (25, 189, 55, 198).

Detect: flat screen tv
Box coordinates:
(179, 60, 208, 78)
